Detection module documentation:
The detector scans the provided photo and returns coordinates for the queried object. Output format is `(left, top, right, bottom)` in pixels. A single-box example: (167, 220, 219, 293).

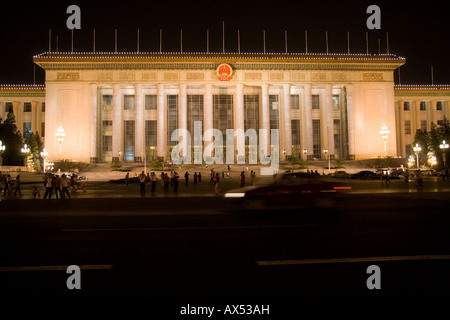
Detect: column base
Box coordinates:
(90, 157, 98, 164)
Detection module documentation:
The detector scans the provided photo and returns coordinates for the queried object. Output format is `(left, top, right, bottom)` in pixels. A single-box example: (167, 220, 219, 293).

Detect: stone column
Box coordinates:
(397, 100, 405, 158)
(325, 84, 334, 160)
(304, 84, 313, 160)
(12, 101, 21, 133)
(261, 83, 270, 156)
(430, 100, 437, 125)
(204, 83, 213, 154)
(31, 101, 38, 133)
(112, 83, 121, 162)
(414, 100, 421, 133)
(283, 83, 292, 158)
(235, 83, 245, 161)
(346, 85, 355, 160)
(90, 84, 98, 163)
(134, 84, 143, 163)
(157, 83, 165, 159)
(178, 83, 187, 158)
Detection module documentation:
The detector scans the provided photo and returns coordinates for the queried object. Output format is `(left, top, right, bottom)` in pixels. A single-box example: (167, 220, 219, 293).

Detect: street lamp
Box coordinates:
(40, 148, 48, 173)
(55, 126, 66, 157)
(440, 140, 449, 167)
(379, 124, 390, 156)
(21, 144, 30, 168)
(324, 149, 330, 171)
(413, 143, 422, 169)
(0, 140, 5, 166)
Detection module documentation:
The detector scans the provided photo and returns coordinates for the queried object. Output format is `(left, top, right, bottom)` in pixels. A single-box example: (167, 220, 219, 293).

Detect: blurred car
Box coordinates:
(334, 170, 350, 179)
(225, 171, 352, 211)
(350, 170, 379, 180)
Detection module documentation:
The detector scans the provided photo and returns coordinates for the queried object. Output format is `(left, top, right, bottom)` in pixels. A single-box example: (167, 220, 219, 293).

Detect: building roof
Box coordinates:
(33, 52, 406, 71)
(0, 85, 45, 97)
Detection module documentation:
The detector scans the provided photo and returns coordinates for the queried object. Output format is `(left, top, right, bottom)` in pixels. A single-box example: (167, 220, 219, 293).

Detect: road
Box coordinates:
(1, 189, 450, 308)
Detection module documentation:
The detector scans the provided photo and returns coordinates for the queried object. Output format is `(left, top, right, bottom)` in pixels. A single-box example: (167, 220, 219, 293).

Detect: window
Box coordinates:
(23, 102, 31, 112)
(290, 95, 300, 109)
(403, 102, 410, 111)
(269, 95, 279, 130)
(332, 95, 340, 111)
(437, 101, 443, 111)
(5, 102, 13, 113)
(312, 120, 321, 158)
(145, 95, 157, 110)
(23, 122, 31, 137)
(167, 95, 179, 147)
(102, 95, 112, 111)
(420, 120, 427, 131)
(406, 144, 411, 156)
(291, 120, 300, 145)
(123, 120, 135, 161)
(213, 95, 234, 137)
(145, 120, 157, 147)
(124, 95, 135, 110)
(41, 102, 45, 112)
(102, 120, 113, 127)
(420, 101, 426, 111)
(312, 95, 320, 110)
(404, 120, 411, 134)
(334, 119, 341, 156)
(187, 95, 204, 137)
(244, 95, 259, 132)
(102, 136, 112, 152)
(41, 122, 45, 137)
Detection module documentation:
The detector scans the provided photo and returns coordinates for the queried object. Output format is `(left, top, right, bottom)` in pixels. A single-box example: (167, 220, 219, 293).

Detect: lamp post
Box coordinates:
(413, 143, 422, 169)
(379, 124, 390, 156)
(324, 149, 330, 171)
(55, 126, 66, 158)
(440, 140, 449, 167)
(21, 144, 30, 168)
(0, 140, 6, 166)
(40, 148, 48, 173)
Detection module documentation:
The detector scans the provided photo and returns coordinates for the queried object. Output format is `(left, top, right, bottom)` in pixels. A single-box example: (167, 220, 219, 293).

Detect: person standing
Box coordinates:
(43, 174, 54, 199)
(174, 172, 179, 193)
(125, 172, 130, 186)
(193, 172, 198, 184)
(184, 171, 189, 185)
(214, 172, 220, 195)
(198, 172, 202, 183)
(54, 175, 63, 199)
(61, 174, 71, 199)
(163, 173, 170, 194)
(150, 172, 157, 194)
(139, 171, 146, 196)
(14, 175, 22, 197)
(240, 171, 245, 187)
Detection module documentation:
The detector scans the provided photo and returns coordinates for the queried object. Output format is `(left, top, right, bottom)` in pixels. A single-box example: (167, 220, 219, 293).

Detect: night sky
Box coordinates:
(0, 0, 449, 85)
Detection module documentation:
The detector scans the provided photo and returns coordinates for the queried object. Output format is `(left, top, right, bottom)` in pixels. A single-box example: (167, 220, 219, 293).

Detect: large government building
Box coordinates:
(1, 52, 449, 164)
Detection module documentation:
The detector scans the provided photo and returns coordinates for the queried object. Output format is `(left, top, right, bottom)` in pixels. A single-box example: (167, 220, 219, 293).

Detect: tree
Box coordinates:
(412, 129, 429, 167)
(24, 132, 44, 172)
(0, 112, 24, 166)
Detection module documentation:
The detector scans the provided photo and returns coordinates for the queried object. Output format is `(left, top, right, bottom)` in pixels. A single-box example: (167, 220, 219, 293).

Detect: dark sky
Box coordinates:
(0, 0, 449, 85)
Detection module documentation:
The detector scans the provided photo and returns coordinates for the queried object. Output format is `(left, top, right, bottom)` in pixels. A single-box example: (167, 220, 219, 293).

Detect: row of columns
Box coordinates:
(9, 101, 43, 136)
(90, 83, 355, 163)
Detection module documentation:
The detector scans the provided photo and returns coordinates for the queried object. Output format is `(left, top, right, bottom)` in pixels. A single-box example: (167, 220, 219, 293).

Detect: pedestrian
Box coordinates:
(184, 171, 189, 185)
(54, 175, 63, 199)
(443, 167, 449, 181)
(416, 169, 424, 186)
(240, 171, 245, 187)
(210, 170, 215, 184)
(161, 172, 165, 187)
(43, 174, 54, 199)
(194, 172, 198, 184)
(150, 172, 157, 194)
(61, 174, 71, 199)
(251, 171, 256, 186)
(170, 171, 175, 187)
(13, 175, 22, 197)
(404, 169, 409, 183)
(4, 175, 12, 198)
(198, 172, 202, 183)
(139, 171, 146, 196)
(214, 172, 220, 195)
(163, 173, 170, 194)
(125, 172, 130, 186)
(174, 172, 179, 193)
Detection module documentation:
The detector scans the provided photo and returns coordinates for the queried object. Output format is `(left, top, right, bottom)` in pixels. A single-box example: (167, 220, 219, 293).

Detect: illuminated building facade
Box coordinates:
(1, 52, 449, 164)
